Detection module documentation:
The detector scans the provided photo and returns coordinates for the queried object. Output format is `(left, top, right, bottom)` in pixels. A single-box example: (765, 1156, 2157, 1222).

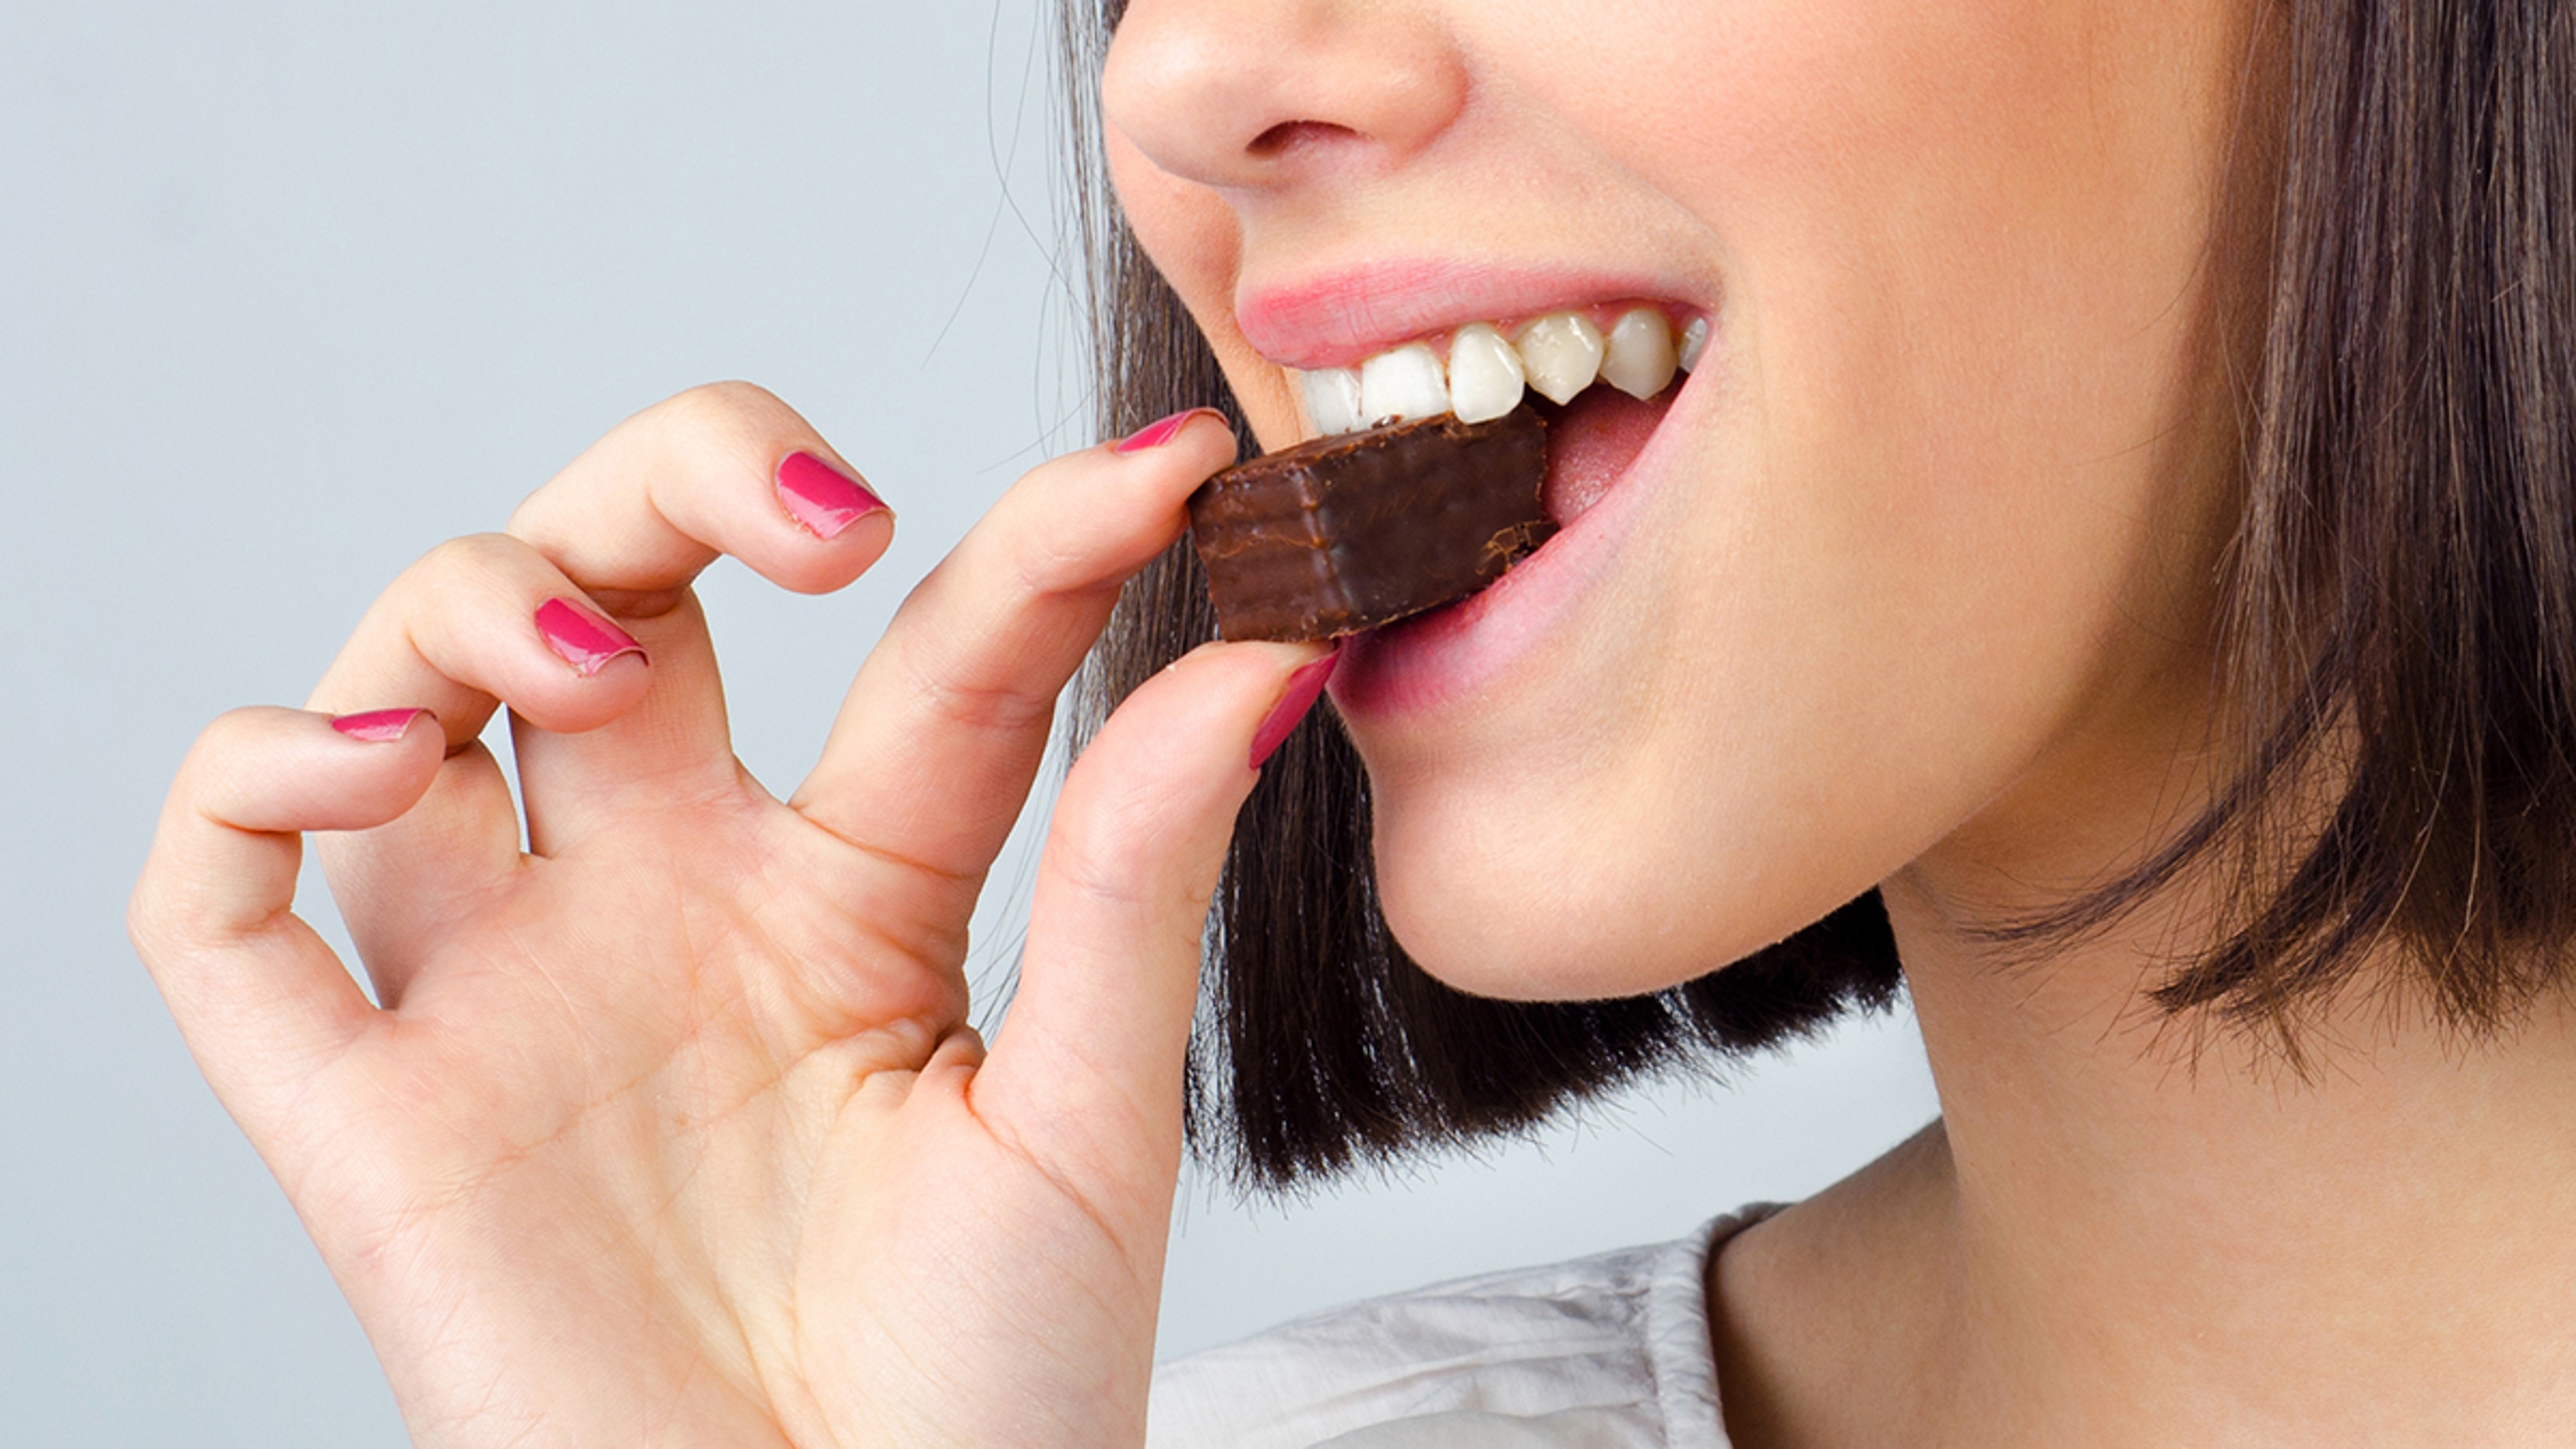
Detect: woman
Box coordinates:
(128, 0, 2576, 1444)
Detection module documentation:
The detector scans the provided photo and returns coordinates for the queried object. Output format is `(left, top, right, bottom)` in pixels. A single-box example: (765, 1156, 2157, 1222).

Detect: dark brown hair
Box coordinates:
(1059, 0, 2576, 1183)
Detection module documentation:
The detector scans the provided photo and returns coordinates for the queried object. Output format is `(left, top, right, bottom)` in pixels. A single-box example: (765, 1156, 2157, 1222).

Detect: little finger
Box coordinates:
(129, 706, 441, 1144)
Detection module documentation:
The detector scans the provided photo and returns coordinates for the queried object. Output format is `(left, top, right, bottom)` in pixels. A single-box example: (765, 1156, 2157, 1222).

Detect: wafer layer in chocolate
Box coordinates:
(1187, 409, 1553, 643)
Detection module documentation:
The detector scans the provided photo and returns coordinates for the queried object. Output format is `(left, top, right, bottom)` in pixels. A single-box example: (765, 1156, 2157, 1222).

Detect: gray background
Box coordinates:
(0, 3, 1939, 1442)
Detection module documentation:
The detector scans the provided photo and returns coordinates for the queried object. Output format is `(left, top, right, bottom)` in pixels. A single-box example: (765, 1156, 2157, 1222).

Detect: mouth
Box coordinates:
(1281, 303, 1706, 529)
(1250, 298, 1707, 716)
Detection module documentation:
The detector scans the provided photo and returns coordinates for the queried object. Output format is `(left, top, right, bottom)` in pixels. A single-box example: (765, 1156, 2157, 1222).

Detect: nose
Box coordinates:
(1102, 0, 1468, 191)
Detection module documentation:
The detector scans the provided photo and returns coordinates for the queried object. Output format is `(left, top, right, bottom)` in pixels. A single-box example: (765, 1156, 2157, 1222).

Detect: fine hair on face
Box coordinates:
(1060, 0, 2576, 1187)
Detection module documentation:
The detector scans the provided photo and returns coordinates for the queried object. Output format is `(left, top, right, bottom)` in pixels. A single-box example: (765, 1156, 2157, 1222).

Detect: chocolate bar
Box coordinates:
(1187, 409, 1553, 642)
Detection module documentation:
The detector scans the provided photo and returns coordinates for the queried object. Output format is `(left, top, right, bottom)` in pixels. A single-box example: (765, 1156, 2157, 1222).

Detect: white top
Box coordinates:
(1146, 1208, 1774, 1448)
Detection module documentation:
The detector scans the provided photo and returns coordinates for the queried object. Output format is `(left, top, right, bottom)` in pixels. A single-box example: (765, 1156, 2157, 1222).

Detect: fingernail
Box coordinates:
(331, 708, 431, 743)
(775, 451, 885, 539)
(535, 598, 647, 677)
(1250, 649, 1340, 769)
(1117, 409, 1217, 454)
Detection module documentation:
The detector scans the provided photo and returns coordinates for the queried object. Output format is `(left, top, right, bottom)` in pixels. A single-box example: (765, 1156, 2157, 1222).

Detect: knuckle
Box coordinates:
(896, 644, 1058, 739)
(943, 508, 1112, 619)
(657, 380, 799, 456)
(643, 382, 822, 517)
(178, 712, 282, 824)
(132, 724, 267, 957)
(1043, 794, 1195, 916)
(1044, 820, 1156, 913)
(406, 531, 527, 593)
(124, 878, 165, 957)
(184, 707, 276, 793)
(980, 471, 1108, 596)
(125, 876, 191, 966)
(125, 863, 215, 964)
(1006, 523, 1101, 600)
(676, 377, 788, 419)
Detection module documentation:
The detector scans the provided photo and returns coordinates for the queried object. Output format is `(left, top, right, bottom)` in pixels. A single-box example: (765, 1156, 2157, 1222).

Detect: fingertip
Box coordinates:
(1104, 409, 1239, 506)
(499, 595, 664, 735)
(775, 449, 892, 540)
(170, 706, 447, 845)
(323, 706, 452, 790)
(290, 706, 448, 832)
(770, 502, 896, 596)
(1059, 637, 1338, 836)
(1158, 635, 1338, 699)
(534, 596, 648, 678)
(1112, 407, 1233, 458)
(1148, 637, 1339, 771)
(328, 706, 437, 744)
(1249, 643, 1342, 770)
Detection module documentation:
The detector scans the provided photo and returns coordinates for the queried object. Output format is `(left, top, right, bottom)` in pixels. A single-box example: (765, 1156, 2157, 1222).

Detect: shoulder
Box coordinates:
(1146, 1207, 1776, 1449)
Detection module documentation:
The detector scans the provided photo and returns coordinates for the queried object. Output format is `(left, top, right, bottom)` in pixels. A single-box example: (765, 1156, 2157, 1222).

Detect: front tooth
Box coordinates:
(1676, 315, 1710, 372)
(1446, 323, 1527, 423)
(1358, 342, 1450, 424)
(1301, 367, 1364, 435)
(1599, 307, 1678, 400)
(1513, 313, 1605, 405)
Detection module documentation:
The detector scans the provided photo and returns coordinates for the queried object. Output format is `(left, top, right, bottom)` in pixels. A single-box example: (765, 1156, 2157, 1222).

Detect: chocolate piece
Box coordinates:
(1187, 409, 1553, 642)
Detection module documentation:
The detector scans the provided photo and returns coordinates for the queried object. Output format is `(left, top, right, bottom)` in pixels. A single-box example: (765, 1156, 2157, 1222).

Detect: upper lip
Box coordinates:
(1235, 258, 1696, 370)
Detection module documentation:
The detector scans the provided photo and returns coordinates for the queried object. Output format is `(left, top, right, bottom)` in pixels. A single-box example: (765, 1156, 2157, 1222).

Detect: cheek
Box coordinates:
(1363, 1, 2243, 996)
(1103, 135, 1307, 449)
(1593, 0, 2239, 763)
(1499, 0, 2226, 462)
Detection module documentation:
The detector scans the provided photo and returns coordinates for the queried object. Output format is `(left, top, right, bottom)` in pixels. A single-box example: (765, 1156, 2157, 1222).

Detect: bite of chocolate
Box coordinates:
(1186, 407, 1552, 643)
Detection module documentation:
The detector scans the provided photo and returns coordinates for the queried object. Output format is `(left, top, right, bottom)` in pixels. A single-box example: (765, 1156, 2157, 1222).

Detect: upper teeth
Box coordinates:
(1515, 313, 1607, 405)
(1599, 309, 1678, 400)
(1356, 342, 1448, 425)
(1447, 323, 1526, 423)
(1297, 307, 1699, 439)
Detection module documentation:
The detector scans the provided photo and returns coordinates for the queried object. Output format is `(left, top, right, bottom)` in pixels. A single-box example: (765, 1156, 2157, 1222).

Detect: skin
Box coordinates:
(133, 388, 1328, 1446)
(1104, 0, 2247, 994)
(127, 3, 2576, 1448)
(1102, 0, 2576, 1446)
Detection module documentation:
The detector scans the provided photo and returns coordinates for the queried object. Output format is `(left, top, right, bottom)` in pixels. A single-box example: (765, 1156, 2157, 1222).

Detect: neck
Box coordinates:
(1716, 872, 2576, 1448)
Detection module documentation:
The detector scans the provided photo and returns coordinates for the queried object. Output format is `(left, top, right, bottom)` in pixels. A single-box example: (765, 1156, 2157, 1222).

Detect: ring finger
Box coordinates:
(306, 531, 656, 992)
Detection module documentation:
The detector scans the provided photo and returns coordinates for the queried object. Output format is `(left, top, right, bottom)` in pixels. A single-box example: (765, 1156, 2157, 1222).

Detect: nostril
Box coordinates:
(1248, 119, 1360, 159)
(1102, 2, 1466, 188)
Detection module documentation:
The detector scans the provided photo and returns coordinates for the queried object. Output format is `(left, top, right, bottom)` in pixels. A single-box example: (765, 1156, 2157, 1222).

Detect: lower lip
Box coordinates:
(1330, 378, 1699, 719)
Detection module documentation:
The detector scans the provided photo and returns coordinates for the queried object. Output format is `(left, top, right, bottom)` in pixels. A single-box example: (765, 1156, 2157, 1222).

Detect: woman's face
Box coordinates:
(1103, 0, 2256, 998)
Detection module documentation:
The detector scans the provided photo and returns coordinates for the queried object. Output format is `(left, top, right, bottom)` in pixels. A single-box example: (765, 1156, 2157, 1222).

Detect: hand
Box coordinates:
(129, 384, 1327, 1447)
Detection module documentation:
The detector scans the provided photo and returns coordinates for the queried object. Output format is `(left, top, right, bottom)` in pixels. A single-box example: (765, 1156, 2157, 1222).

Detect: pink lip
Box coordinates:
(1330, 368, 1707, 720)
(1237, 259, 1685, 370)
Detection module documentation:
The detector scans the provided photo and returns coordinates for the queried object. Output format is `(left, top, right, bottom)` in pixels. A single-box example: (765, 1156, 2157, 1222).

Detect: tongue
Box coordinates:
(1538, 386, 1674, 525)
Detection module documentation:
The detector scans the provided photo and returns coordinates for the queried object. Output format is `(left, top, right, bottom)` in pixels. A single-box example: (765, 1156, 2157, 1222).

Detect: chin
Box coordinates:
(1362, 781, 1866, 1004)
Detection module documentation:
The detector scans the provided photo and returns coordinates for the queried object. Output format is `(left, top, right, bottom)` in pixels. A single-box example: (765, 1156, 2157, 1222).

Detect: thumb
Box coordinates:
(971, 639, 1336, 1204)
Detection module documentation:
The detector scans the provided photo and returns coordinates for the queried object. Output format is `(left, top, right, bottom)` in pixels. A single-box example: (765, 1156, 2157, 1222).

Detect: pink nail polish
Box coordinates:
(535, 598, 646, 677)
(1117, 409, 1215, 454)
(1250, 649, 1340, 769)
(331, 708, 431, 743)
(775, 451, 886, 539)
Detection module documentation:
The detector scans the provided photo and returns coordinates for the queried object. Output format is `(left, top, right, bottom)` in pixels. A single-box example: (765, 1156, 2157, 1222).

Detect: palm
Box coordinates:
(131, 389, 1320, 1448)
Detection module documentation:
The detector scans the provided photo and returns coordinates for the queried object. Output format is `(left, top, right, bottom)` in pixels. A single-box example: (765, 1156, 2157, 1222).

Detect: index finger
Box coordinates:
(790, 411, 1234, 914)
